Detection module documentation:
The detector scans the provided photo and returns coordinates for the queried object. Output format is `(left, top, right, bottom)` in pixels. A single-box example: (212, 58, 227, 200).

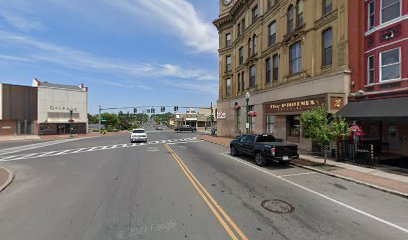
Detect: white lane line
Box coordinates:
(8, 152, 41, 160)
(34, 151, 59, 158)
(167, 140, 203, 145)
(279, 172, 317, 178)
(0, 138, 80, 156)
(110, 145, 118, 149)
(71, 148, 87, 153)
(86, 147, 99, 152)
(219, 153, 408, 234)
(53, 149, 72, 155)
(100, 146, 109, 150)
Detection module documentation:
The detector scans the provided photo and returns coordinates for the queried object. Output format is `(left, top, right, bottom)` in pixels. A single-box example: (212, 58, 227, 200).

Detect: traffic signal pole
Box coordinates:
(98, 105, 102, 134)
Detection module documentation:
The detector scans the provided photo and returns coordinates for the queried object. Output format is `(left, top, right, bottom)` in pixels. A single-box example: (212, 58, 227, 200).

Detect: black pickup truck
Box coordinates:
(174, 125, 196, 132)
(230, 134, 299, 166)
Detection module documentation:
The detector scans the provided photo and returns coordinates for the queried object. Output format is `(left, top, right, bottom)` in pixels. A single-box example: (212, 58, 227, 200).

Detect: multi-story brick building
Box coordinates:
(213, 0, 351, 151)
(340, 0, 408, 160)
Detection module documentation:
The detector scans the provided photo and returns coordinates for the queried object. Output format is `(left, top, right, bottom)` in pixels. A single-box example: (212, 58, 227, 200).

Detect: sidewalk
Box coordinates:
(200, 135, 408, 197)
(0, 166, 13, 193)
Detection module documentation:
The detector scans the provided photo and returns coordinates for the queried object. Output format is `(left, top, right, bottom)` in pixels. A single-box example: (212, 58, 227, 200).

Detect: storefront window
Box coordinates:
(266, 115, 275, 134)
(288, 115, 300, 137)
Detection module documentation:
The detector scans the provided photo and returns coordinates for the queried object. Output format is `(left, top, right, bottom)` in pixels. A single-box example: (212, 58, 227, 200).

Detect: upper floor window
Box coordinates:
(248, 38, 252, 57)
(367, 55, 375, 84)
(273, 54, 279, 81)
(290, 42, 302, 74)
(380, 48, 400, 81)
(381, 0, 401, 23)
(288, 5, 294, 33)
(323, 0, 332, 15)
(241, 18, 246, 33)
(297, 0, 304, 28)
(241, 71, 245, 91)
(226, 78, 232, 96)
(250, 65, 257, 88)
(266, 58, 272, 83)
(239, 47, 244, 65)
(237, 73, 241, 92)
(226, 33, 232, 47)
(268, 21, 277, 46)
(368, 1, 375, 30)
(252, 5, 259, 23)
(238, 23, 241, 37)
(253, 35, 257, 55)
(226, 56, 232, 72)
(322, 28, 333, 66)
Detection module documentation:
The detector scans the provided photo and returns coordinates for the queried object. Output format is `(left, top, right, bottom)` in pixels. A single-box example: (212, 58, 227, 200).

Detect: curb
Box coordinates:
(0, 167, 14, 193)
(200, 138, 229, 148)
(202, 139, 408, 199)
(291, 163, 408, 199)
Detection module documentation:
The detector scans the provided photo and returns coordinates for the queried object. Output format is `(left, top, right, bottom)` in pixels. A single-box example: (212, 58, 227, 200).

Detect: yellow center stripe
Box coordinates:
(164, 144, 249, 240)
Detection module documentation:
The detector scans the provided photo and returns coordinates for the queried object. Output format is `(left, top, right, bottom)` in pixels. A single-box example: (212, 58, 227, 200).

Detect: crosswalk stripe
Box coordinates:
(0, 137, 201, 162)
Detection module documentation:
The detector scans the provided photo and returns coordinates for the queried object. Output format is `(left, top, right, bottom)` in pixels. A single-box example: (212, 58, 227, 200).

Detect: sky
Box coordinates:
(0, 0, 220, 114)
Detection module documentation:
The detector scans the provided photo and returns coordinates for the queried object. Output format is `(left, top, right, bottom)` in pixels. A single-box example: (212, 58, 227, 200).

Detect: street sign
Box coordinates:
(246, 123, 249, 129)
(217, 111, 226, 119)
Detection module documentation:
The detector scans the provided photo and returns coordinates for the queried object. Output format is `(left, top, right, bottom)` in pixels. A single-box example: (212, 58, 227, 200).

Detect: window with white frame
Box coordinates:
(268, 21, 277, 47)
(266, 115, 275, 134)
(250, 65, 256, 88)
(226, 78, 232, 95)
(368, 1, 375, 30)
(290, 42, 302, 74)
(368, 55, 375, 84)
(226, 33, 231, 47)
(226, 56, 232, 72)
(380, 48, 400, 81)
(381, 0, 401, 23)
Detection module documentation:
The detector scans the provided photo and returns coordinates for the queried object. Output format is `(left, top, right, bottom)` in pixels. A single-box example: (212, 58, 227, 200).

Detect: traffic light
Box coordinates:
(147, 109, 150, 113)
(174, 106, 178, 112)
(161, 106, 165, 112)
(133, 108, 137, 114)
(151, 108, 155, 113)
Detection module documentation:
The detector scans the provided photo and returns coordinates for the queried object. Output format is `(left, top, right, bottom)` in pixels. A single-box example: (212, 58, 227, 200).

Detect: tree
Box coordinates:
(88, 113, 98, 124)
(300, 106, 350, 165)
(100, 113, 119, 130)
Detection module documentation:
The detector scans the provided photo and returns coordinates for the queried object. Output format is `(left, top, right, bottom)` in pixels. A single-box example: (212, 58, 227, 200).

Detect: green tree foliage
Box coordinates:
(100, 113, 119, 131)
(87, 113, 98, 124)
(300, 106, 350, 165)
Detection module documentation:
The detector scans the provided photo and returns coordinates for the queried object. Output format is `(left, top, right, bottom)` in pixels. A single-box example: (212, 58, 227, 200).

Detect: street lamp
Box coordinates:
(245, 91, 250, 134)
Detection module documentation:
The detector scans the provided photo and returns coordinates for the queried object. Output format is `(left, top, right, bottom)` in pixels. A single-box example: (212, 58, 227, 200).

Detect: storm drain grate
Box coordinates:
(261, 199, 295, 214)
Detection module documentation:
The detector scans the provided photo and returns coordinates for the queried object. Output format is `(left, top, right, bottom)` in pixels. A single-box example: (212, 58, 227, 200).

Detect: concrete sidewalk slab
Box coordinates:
(0, 166, 14, 192)
(201, 134, 408, 198)
(0, 135, 41, 142)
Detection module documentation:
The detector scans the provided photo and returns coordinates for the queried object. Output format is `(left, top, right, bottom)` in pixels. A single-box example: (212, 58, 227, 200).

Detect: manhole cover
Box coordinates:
(261, 199, 295, 214)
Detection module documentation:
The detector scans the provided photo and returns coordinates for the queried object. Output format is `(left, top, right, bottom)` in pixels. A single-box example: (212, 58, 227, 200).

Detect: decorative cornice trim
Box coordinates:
(314, 9, 338, 30)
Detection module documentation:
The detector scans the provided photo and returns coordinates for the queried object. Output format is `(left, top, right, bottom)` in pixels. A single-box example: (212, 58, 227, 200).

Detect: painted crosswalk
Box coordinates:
(0, 137, 200, 162)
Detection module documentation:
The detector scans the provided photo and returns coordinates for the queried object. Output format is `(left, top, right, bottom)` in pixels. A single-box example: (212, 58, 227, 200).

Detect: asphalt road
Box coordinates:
(0, 128, 407, 240)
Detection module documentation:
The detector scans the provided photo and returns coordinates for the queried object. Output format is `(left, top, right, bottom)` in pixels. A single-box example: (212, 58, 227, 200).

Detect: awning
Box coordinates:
(337, 97, 408, 118)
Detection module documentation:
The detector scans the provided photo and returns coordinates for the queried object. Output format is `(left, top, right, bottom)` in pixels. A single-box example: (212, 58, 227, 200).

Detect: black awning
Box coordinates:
(337, 97, 408, 118)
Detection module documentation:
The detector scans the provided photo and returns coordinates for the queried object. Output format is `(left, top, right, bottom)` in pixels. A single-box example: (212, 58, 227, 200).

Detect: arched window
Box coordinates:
(287, 5, 294, 33)
(297, 0, 304, 27)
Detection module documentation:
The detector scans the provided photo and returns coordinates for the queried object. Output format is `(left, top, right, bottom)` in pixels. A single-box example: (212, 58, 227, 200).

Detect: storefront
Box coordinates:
(264, 94, 345, 151)
(337, 97, 408, 167)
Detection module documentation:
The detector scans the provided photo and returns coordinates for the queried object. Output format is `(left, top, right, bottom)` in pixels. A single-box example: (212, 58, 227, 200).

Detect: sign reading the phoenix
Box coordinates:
(265, 97, 325, 113)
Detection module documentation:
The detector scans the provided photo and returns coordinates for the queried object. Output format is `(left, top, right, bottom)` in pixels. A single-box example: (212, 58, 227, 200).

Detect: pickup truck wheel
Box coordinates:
(230, 147, 239, 156)
(255, 153, 266, 166)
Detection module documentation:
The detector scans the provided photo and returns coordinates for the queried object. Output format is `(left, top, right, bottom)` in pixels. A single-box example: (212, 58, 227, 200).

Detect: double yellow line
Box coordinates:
(165, 144, 248, 240)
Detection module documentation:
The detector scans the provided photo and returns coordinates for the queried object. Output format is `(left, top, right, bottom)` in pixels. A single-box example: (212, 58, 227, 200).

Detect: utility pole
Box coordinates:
(210, 102, 213, 134)
(98, 105, 102, 134)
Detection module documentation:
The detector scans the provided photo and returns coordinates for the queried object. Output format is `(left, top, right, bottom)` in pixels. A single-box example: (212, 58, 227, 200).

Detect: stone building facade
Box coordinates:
(213, 0, 351, 151)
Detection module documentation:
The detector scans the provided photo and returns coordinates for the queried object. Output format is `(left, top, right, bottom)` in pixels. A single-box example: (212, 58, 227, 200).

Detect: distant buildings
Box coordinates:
(0, 78, 88, 135)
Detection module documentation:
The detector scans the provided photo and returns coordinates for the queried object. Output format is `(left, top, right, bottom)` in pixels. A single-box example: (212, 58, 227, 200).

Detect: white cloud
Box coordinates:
(107, 0, 218, 54)
(0, 30, 217, 92)
(0, 10, 45, 32)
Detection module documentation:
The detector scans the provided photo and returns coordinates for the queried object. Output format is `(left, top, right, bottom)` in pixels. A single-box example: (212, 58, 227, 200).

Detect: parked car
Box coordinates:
(229, 134, 299, 166)
(130, 128, 147, 143)
(174, 125, 195, 132)
(156, 125, 163, 130)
